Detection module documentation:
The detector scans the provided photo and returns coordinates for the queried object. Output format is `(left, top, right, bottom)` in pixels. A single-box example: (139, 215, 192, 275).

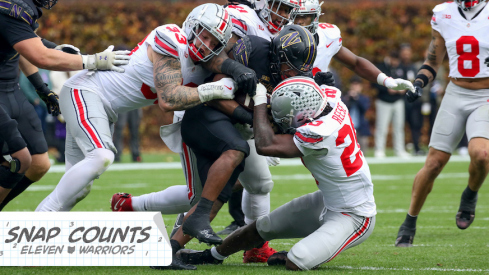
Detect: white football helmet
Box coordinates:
(456, 0, 487, 11)
(183, 4, 232, 62)
(257, 0, 301, 34)
(271, 76, 328, 134)
(295, 0, 323, 35)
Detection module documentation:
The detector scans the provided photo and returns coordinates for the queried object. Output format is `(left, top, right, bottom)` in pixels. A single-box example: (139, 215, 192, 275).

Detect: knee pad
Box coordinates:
(86, 148, 114, 176)
(0, 120, 26, 153)
(0, 165, 24, 189)
(246, 179, 274, 194)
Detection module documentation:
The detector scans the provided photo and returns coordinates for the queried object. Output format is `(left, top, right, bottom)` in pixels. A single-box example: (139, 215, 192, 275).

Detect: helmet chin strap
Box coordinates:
(461, 1, 487, 16)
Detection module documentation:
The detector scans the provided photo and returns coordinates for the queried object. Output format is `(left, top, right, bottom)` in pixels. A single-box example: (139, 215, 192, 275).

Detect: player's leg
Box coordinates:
(374, 99, 392, 157)
(396, 82, 469, 246)
(180, 104, 249, 244)
(36, 87, 115, 211)
(128, 109, 141, 161)
(392, 99, 407, 156)
(456, 102, 489, 229)
(113, 111, 128, 162)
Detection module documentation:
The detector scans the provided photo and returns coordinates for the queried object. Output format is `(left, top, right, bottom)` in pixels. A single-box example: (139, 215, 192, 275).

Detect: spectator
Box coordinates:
(373, 51, 410, 158)
(342, 75, 371, 152)
(113, 109, 142, 162)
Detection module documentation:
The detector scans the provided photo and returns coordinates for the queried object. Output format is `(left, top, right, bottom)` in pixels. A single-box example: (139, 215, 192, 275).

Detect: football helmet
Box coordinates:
(269, 25, 317, 83)
(271, 76, 328, 134)
(183, 4, 232, 62)
(257, 0, 300, 34)
(456, 0, 487, 11)
(33, 0, 58, 9)
(294, 0, 323, 35)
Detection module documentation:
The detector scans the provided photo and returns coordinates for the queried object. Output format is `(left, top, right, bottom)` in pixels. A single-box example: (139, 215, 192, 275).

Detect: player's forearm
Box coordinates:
(202, 50, 230, 74)
(32, 49, 83, 71)
(253, 104, 275, 153)
(157, 85, 202, 112)
(351, 57, 383, 84)
(207, 99, 239, 116)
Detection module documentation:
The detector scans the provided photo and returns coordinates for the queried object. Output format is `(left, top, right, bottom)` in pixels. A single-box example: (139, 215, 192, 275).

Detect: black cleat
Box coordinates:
(182, 213, 222, 245)
(267, 251, 288, 266)
(456, 192, 477, 230)
(395, 224, 415, 247)
(177, 249, 223, 265)
(150, 257, 197, 270)
(217, 221, 242, 235)
(170, 213, 185, 238)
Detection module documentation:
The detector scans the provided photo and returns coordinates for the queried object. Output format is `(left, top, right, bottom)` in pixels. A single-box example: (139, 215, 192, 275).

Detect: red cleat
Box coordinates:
(243, 241, 277, 263)
(110, 193, 134, 211)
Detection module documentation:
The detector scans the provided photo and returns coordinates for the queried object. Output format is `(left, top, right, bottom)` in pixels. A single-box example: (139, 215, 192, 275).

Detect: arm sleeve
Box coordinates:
(0, 15, 37, 47)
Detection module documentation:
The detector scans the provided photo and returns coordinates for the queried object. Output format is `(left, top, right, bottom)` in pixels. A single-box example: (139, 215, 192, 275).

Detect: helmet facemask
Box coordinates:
(34, 0, 58, 9)
(456, 0, 487, 11)
(259, 0, 300, 34)
(294, 0, 323, 35)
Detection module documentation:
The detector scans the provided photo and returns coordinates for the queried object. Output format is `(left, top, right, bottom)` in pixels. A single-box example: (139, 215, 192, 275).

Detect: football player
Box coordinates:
(177, 78, 376, 271)
(294, 0, 415, 91)
(396, 0, 489, 247)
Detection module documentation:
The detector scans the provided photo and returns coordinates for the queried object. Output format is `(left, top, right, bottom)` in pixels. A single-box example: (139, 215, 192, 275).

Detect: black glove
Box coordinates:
(485, 56, 489, 67)
(314, 71, 335, 87)
(406, 80, 423, 103)
(221, 59, 257, 97)
(37, 84, 61, 116)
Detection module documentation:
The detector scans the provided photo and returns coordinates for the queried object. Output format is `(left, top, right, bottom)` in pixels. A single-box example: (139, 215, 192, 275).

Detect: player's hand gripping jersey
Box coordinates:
(312, 23, 342, 75)
(64, 24, 212, 114)
(293, 86, 376, 218)
(226, 4, 276, 40)
(431, 2, 489, 78)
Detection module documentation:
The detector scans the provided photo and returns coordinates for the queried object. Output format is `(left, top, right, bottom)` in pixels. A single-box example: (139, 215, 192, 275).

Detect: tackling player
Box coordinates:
(177, 78, 376, 271)
(396, 0, 489, 246)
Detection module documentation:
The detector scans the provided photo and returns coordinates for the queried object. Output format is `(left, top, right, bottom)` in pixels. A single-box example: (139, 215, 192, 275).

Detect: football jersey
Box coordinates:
(226, 4, 275, 41)
(293, 87, 376, 217)
(64, 24, 211, 115)
(311, 23, 343, 76)
(431, 2, 489, 78)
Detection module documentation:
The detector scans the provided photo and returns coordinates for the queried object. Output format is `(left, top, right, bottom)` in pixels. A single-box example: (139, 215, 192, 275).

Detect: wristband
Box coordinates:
(414, 75, 429, 88)
(419, 64, 437, 79)
(26, 72, 45, 90)
(376, 73, 391, 86)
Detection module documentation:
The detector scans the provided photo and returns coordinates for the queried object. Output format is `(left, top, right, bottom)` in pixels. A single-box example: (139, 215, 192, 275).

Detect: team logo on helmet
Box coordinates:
(280, 31, 302, 48)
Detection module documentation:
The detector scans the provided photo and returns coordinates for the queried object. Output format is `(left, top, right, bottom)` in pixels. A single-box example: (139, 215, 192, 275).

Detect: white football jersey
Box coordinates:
(312, 23, 343, 76)
(431, 2, 489, 78)
(225, 4, 275, 41)
(293, 87, 376, 217)
(64, 24, 212, 114)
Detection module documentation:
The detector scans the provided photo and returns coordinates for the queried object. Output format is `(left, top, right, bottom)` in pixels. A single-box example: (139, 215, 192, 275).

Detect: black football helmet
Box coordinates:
(269, 25, 317, 83)
(34, 0, 58, 9)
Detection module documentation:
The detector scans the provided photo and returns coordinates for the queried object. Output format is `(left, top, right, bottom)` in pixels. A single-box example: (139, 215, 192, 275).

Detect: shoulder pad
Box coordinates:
(316, 23, 341, 40)
(233, 35, 253, 67)
(230, 15, 248, 38)
(152, 24, 186, 59)
(226, 4, 254, 15)
(433, 2, 450, 13)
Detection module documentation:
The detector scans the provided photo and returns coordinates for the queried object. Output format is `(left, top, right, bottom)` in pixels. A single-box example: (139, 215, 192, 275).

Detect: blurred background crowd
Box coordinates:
(25, 0, 468, 163)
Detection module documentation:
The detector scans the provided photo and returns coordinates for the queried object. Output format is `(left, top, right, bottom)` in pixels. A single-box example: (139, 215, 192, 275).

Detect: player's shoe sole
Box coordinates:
(267, 251, 288, 266)
(456, 193, 477, 230)
(177, 249, 223, 265)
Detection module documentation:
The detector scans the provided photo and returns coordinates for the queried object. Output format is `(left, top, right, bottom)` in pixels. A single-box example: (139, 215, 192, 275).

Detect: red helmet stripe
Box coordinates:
(217, 10, 229, 34)
(273, 77, 321, 95)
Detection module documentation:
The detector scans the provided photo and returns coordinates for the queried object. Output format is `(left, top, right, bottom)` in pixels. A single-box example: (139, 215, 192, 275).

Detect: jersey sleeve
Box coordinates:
(149, 24, 182, 60)
(317, 23, 342, 55)
(293, 123, 330, 156)
(430, 3, 446, 34)
(0, 14, 37, 46)
(226, 5, 250, 38)
(232, 35, 253, 67)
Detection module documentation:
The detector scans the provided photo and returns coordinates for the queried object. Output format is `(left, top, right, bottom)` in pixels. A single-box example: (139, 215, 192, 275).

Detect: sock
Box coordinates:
(170, 239, 182, 255)
(403, 213, 418, 228)
(210, 247, 227, 260)
(462, 186, 478, 201)
(194, 197, 214, 216)
(131, 185, 191, 214)
(0, 176, 34, 210)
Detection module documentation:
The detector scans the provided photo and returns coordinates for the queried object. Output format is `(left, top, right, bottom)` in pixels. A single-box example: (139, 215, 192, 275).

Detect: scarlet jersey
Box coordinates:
(64, 24, 212, 114)
(312, 23, 343, 76)
(293, 87, 376, 217)
(225, 4, 275, 41)
(431, 2, 489, 78)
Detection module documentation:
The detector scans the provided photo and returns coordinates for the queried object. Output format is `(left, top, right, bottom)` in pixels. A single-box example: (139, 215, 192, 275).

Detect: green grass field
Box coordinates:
(2, 156, 489, 274)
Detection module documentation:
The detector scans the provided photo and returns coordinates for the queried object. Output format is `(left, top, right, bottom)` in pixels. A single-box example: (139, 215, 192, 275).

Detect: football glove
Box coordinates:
(314, 71, 335, 87)
(266, 157, 280, 166)
(221, 59, 258, 97)
(197, 77, 236, 103)
(36, 84, 60, 116)
(377, 73, 415, 92)
(82, 45, 131, 73)
(406, 81, 423, 103)
(252, 83, 268, 106)
(55, 44, 81, 55)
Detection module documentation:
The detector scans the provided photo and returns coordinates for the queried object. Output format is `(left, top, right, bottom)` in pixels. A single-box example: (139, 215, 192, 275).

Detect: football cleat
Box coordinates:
(243, 241, 277, 263)
(150, 257, 197, 270)
(395, 224, 416, 247)
(267, 250, 288, 266)
(182, 213, 222, 245)
(177, 249, 223, 265)
(216, 221, 242, 235)
(456, 192, 478, 230)
(110, 193, 134, 212)
(170, 213, 185, 238)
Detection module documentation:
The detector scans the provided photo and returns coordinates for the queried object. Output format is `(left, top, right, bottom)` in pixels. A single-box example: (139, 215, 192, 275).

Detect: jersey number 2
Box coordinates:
(335, 117, 363, 177)
(456, 36, 480, 77)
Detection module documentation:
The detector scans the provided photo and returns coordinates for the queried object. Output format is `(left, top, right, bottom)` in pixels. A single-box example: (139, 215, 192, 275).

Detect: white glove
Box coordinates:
(197, 77, 236, 103)
(54, 44, 81, 55)
(377, 73, 415, 92)
(82, 45, 131, 73)
(266, 156, 280, 166)
(253, 83, 268, 106)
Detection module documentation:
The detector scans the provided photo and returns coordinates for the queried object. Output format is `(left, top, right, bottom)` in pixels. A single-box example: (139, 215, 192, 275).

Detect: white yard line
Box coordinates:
(330, 266, 489, 272)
